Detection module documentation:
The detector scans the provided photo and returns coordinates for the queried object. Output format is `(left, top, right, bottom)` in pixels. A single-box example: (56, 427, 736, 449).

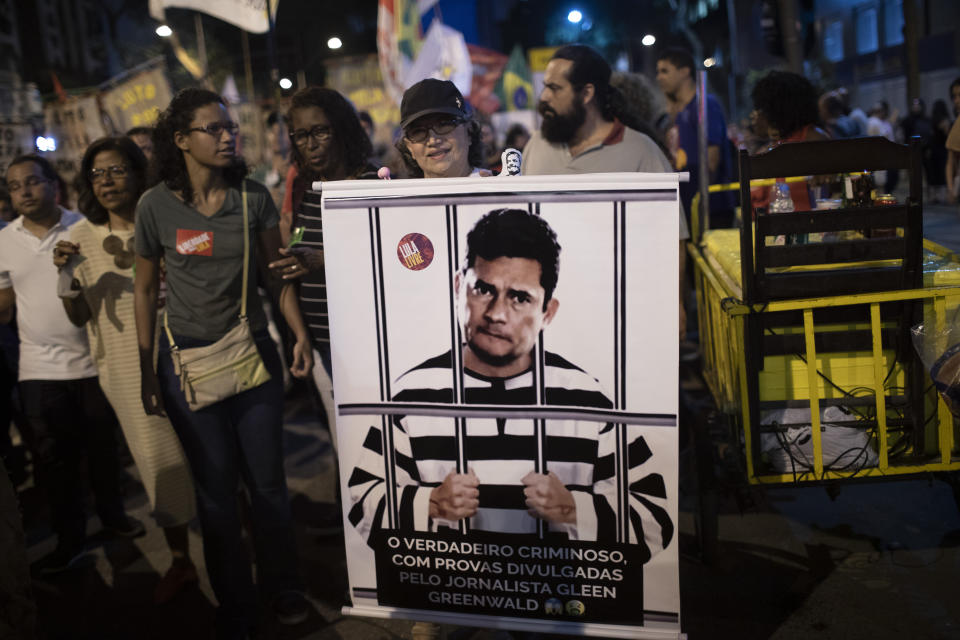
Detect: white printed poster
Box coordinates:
(321, 174, 682, 638)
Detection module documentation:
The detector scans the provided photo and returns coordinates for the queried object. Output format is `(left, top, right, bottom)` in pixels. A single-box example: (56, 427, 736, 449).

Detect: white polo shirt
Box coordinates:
(0, 208, 97, 381)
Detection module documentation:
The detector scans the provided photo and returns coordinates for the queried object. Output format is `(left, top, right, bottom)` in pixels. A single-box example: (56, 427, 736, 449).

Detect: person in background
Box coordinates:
(521, 44, 688, 342)
(503, 123, 531, 153)
(951, 77, 960, 118)
(836, 87, 868, 136)
(656, 47, 735, 228)
(928, 99, 951, 203)
(248, 111, 291, 210)
(478, 115, 501, 170)
(358, 110, 375, 141)
(609, 70, 671, 159)
(0, 186, 27, 489)
(900, 98, 933, 166)
(749, 71, 829, 212)
(52, 136, 198, 604)
(819, 90, 861, 139)
(0, 187, 14, 223)
(134, 88, 314, 638)
(267, 87, 378, 534)
(867, 101, 898, 194)
(358, 109, 388, 169)
(0, 154, 142, 576)
(126, 126, 155, 162)
(395, 79, 490, 179)
(948, 78, 960, 204)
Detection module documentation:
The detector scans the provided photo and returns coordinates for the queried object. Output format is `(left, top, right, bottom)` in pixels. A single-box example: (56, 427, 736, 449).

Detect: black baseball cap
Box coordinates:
(400, 79, 469, 129)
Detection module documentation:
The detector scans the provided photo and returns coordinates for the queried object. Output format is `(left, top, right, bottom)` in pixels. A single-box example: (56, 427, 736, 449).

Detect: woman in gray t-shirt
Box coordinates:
(133, 88, 314, 637)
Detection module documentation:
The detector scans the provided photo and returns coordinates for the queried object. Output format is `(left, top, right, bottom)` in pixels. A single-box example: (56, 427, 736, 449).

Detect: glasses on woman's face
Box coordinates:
(187, 121, 240, 137)
(90, 165, 129, 183)
(404, 118, 463, 144)
(290, 125, 333, 147)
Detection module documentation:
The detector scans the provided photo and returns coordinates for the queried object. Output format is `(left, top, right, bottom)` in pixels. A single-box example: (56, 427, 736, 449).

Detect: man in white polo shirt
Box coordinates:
(0, 155, 141, 575)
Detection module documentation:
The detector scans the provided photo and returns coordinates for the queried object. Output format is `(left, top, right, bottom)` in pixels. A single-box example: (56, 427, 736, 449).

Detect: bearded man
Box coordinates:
(521, 44, 689, 342)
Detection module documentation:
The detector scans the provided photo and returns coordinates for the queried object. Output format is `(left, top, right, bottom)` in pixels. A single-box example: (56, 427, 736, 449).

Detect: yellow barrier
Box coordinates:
(687, 180, 960, 485)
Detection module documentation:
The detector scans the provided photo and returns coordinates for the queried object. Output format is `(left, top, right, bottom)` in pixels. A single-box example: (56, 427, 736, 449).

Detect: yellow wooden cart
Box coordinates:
(684, 137, 960, 557)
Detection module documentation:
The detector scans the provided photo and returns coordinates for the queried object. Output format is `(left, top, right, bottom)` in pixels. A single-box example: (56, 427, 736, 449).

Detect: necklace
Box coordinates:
(103, 221, 135, 269)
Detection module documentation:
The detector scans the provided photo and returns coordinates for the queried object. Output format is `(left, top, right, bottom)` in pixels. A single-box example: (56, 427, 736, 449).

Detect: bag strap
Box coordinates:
(164, 181, 251, 351)
(240, 180, 250, 318)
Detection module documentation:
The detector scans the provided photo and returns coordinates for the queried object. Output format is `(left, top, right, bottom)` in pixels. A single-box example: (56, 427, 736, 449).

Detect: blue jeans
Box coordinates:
(158, 329, 302, 638)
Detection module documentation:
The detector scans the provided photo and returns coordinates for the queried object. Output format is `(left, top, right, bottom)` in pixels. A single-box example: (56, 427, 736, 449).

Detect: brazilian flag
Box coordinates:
(496, 45, 533, 111)
(396, 0, 423, 61)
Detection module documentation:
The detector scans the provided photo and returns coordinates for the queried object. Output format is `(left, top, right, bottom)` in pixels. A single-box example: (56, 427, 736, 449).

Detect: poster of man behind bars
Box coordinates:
(321, 174, 682, 637)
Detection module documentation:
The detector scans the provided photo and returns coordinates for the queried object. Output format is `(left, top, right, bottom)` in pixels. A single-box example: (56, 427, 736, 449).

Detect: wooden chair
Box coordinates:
(738, 136, 923, 304)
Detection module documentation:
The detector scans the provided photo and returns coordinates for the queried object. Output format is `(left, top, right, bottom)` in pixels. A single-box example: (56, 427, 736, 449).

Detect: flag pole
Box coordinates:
(267, 0, 280, 96)
(194, 12, 212, 89)
(242, 31, 256, 102)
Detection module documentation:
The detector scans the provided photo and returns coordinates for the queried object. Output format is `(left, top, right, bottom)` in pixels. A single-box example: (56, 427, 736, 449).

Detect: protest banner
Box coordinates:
(320, 174, 683, 638)
(0, 122, 36, 171)
(99, 61, 173, 133)
(326, 54, 401, 145)
(42, 93, 107, 183)
(148, 0, 276, 34)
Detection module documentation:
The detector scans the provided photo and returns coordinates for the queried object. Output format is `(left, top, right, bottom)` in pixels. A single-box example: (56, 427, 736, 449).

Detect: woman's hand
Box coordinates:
(268, 247, 322, 280)
(53, 241, 80, 270)
(289, 336, 314, 379)
(141, 369, 166, 416)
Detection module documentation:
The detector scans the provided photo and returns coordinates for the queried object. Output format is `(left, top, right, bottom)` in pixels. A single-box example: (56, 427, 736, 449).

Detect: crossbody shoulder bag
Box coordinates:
(163, 181, 271, 410)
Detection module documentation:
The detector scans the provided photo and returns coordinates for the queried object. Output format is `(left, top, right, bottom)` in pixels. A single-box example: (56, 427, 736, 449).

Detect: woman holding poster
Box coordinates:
(395, 79, 490, 179)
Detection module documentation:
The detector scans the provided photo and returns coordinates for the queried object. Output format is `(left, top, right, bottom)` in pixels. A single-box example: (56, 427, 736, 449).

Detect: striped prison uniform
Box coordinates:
(348, 350, 673, 562)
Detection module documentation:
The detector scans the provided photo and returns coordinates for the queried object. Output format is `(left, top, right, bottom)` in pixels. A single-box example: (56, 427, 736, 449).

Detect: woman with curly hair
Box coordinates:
(749, 70, 829, 211)
(269, 86, 379, 456)
(133, 87, 314, 638)
(52, 136, 198, 603)
(279, 86, 378, 239)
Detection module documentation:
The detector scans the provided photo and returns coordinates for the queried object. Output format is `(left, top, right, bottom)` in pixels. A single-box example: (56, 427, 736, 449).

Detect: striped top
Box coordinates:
(295, 189, 329, 347)
(347, 350, 673, 561)
(293, 168, 378, 349)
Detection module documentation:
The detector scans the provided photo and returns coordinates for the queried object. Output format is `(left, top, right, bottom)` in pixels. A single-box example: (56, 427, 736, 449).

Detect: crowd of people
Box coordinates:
(2, 39, 959, 640)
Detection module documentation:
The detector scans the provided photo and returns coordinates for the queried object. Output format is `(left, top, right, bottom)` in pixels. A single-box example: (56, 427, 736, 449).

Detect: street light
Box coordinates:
(279, 77, 293, 90)
(156, 25, 172, 37)
(703, 57, 716, 68)
(567, 9, 582, 23)
(327, 37, 342, 50)
(641, 34, 656, 46)
(35, 136, 56, 152)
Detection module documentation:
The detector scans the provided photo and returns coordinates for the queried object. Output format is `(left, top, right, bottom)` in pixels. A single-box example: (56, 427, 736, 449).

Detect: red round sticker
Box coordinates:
(397, 233, 434, 271)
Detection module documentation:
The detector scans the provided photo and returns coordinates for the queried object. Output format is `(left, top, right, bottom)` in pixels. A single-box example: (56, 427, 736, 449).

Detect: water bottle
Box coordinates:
(770, 182, 805, 244)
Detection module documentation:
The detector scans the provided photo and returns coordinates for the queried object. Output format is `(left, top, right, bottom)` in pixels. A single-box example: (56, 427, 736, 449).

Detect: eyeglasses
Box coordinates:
(90, 165, 129, 183)
(290, 125, 333, 146)
(6, 176, 50, 192)
(404, 118, 463, 144)
(187, 121, 240, 137)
